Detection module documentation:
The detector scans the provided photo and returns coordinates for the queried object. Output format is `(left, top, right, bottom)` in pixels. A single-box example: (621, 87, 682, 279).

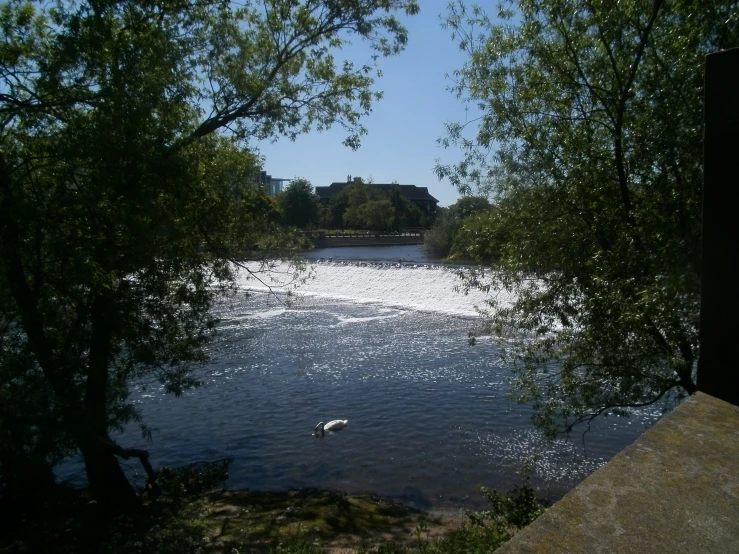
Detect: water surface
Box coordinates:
(103, 267, 661, 510)
(302, 244, 434, 263)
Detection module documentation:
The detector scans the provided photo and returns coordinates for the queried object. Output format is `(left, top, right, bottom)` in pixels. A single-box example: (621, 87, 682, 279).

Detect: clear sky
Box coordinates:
(255, 1, 475, 208)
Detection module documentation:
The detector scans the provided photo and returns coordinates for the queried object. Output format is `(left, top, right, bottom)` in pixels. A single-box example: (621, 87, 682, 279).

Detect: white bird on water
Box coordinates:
(314, 419, 348, 437)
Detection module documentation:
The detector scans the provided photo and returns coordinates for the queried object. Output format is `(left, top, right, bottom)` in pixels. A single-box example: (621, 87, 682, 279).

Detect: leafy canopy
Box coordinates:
(278, 177, 321, 229)
(422, 195, 491, 260)
(0, 0, 419, 511)
(437, 0, 738, 435)
(327, 179, 428, 230)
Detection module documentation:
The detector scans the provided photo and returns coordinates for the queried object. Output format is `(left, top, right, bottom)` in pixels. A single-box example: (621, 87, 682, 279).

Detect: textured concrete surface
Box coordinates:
(497, 393, 739, 553)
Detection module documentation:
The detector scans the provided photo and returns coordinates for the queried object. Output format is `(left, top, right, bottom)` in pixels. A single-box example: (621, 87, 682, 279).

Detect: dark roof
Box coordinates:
(315, 182, 438, 203)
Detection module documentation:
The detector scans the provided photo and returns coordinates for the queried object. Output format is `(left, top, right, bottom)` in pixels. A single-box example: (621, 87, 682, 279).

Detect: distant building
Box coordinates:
(253, 170, 290, 196)
(315, 177, 439, 213)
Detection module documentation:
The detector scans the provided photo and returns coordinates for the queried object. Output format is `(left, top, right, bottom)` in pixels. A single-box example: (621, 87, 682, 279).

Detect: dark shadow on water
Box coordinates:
(301, 244, 484, 269)
(399, 485, 434, 511)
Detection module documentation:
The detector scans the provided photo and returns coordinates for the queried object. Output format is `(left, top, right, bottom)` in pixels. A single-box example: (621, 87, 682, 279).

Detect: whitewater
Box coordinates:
(236, 260, 509, 317)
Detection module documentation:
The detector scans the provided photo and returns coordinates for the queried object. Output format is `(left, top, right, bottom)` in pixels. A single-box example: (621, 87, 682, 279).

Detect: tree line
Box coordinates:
(277, 177, 434, 231)
(423, 196, 496, 261)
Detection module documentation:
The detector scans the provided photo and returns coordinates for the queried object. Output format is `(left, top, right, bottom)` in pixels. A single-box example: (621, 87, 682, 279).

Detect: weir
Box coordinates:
(306, 230, 424, 248)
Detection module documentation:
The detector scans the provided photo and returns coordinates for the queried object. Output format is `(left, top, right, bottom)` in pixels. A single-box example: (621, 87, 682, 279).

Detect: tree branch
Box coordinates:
(563, 382, 675, 435)
(105, 438, 161, 495)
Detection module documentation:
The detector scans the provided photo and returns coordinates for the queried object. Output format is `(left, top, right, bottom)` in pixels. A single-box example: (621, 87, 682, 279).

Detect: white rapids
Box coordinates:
(236, 260, 510, 318)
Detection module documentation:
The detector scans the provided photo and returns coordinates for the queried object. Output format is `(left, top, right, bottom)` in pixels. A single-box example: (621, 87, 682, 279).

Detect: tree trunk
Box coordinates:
(77, 433, 139, 515)
(3, 146, 139, 516)
(76, 293, 140, 515)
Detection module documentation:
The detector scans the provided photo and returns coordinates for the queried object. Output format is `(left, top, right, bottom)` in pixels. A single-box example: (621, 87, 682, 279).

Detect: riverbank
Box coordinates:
(1, 486, 533, 554)
(194, 488, 465, 553)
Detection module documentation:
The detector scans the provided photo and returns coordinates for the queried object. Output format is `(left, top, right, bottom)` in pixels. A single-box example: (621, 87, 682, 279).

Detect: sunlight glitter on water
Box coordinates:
(57, 248, 664, 508)
(104, 274, 662, 509)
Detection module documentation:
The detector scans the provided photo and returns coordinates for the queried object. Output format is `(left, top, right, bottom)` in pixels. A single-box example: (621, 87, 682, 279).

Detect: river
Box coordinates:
(66, 246, 662, 510)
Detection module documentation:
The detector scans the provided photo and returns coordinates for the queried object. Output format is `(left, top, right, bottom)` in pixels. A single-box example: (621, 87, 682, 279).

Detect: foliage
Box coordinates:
(360, 525, 510, 554)
(470, 481, 546, 529)
(100, 503, 211, 554)
(389, 184, 425, 229)
(422, 196, 491, 259)
(329, 180, 379, 227)
(344, 198, 396, 231)
(269, 538, 324, 554)
(357, 482, 544, 553)
(446, 196, 491, 221)
(0, 321, 70, 516)
(0, 0, 419, 512)
(436, 0, 739, 435)
(327, 179, 431, 230)
(157, 458, 234, 500)
(421, 208, 456, 258)
(278, 178, 321, 229)
(449, 211, 506, 263)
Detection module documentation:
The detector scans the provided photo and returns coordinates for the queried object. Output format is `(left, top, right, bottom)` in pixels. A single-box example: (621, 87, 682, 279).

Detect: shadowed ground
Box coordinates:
(200, 488, 462, 553)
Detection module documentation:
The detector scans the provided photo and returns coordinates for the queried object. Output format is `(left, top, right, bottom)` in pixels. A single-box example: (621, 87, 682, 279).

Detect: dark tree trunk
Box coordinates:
(2, 144, 140, 517)
(76, 293, 140, 515)
(77, 433, 139, 515)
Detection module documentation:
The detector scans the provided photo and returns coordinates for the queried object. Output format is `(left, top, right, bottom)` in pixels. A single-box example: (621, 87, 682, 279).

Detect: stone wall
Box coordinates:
(497, 393, 739, 553)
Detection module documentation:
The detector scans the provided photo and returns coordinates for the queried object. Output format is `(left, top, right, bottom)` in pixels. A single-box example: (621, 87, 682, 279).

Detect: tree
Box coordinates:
(422, 195, 491, 258)
(329, 181, 362, 227)
(422, 207, 456, 257)
(0, 320, 66, 518)
(328, 178, 383, 228)
(326, 178, 431, 229)
(344, 197, 395, 230)
(389, 183, 425, 229)
(278, 178, 321, 229)
(0, 0, 419, 513)
(437, 0, 739, 435)
(447, 196, 491, 221)
(450, 210, 506, 263)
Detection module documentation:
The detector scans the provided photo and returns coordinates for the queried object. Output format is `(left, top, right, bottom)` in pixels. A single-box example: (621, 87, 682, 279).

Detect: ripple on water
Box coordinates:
(57, 285, 661, 508)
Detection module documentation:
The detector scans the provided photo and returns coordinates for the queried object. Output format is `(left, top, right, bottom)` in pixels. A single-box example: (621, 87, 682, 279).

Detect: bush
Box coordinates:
(355, 481, 546, 554)
(157, 458, 234, 500)
(469, 481, 546, 529)
(422, 211, 457, 258)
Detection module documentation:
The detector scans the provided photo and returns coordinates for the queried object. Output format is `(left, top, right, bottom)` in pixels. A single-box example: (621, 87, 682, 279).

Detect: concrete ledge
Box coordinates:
(497, 392, 739, 553)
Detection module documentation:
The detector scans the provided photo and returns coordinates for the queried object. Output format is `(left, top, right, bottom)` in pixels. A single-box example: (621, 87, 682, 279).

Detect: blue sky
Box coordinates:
(256, 1, 476, 208)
